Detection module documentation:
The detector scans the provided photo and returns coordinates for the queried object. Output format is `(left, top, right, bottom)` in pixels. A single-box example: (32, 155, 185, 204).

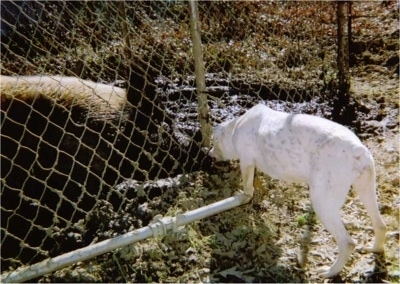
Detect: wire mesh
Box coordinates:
(0, 0, 375, 281)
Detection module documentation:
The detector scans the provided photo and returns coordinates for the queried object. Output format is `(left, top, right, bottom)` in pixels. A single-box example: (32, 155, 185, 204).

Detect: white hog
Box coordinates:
(210, 103, 386, 278)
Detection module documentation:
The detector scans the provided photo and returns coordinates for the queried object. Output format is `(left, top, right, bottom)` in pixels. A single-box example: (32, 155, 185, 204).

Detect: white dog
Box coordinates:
(210, 104, 386, 278)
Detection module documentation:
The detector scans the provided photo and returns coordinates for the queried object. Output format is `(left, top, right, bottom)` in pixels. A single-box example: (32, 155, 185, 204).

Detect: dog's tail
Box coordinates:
(352, 146, 386, 251)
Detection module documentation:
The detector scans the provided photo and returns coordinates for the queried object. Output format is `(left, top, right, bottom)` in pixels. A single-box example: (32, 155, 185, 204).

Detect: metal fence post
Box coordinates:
(337, 1, 350, 96)
(332, 1, 356, 125)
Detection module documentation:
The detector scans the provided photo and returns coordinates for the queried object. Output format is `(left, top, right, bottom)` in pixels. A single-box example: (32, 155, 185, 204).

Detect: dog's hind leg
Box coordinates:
(309, 179, 355, 278)
(352, 166, 386, 252)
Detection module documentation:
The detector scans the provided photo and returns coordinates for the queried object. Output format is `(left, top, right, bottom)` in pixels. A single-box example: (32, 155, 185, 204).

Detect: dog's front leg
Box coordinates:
(240, 163, 255, 203)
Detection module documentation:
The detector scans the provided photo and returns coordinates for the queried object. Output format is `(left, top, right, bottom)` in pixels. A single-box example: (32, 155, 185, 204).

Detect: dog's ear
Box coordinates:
(213, 125, 223, 139)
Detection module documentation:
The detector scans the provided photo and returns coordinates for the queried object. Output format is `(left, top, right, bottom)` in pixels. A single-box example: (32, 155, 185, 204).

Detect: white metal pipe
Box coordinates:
(1, 195, 248, 283)
(1, 226, 154, 283)
(175, 195, 248, 227)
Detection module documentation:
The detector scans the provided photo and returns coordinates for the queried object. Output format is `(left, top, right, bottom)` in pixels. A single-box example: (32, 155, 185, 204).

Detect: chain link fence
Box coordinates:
(1, 1, 395, 282)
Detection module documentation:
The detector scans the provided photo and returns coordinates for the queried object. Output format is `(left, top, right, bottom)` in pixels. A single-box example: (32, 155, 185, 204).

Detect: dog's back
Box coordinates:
(233, 104, 369, 184)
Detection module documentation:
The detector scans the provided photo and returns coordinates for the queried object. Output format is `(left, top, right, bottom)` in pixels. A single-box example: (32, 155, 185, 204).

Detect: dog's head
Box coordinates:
(209, 124, 225, 161)
(209, 117, 240, 162)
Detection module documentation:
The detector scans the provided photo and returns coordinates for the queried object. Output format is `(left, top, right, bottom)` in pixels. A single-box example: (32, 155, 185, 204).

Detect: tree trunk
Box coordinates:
(189, 0, 212, 147)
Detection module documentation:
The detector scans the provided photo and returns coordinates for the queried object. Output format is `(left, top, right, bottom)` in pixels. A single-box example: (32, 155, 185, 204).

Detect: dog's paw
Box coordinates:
(369, 243, 385, 253)
(234, 190, 245, 196)
(316, 267, 339, 278)
(233, 191, 253, 203)
(242, 193, 253, 203)
(357, 245, 385, 254)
